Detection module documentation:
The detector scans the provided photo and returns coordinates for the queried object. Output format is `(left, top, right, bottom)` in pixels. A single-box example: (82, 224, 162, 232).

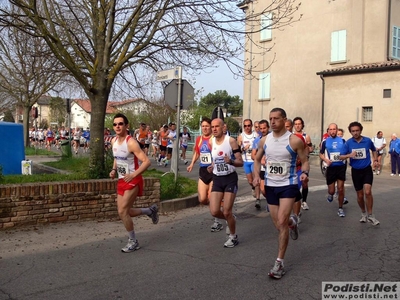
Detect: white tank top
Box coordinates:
(112, 136, 139, 179)
(264, 131, 298, 187)
(212, 135, 235, 176)
(241, 132, 257, 162)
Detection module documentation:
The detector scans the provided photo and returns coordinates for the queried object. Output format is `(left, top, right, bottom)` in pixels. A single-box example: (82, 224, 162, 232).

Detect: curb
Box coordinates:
(33, 163, 71, 175)
(160, 194, 199, 213)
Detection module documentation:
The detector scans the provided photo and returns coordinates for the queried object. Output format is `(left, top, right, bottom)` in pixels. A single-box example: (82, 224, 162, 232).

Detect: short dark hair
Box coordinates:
(258, 119, 270, 127)
(201, 117, 211, 125)
(270, 107, 287, 118)
(113, 113, 129, 125)
(348, 121, 363, 132)
(293, 117, 305, 129)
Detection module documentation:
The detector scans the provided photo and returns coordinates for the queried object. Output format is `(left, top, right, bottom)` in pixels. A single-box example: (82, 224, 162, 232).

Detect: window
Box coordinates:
(331, 30, 347, 62)
(383, 89, 391, 98)
(393, 26, 400, 59)
(260, 13, 272, 41)
(259, 73, 270, 100)
(362, 106, 373, 122)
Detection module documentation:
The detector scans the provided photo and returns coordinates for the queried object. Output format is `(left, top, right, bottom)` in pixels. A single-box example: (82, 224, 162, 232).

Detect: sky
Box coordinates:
(189, 63, 244, 100)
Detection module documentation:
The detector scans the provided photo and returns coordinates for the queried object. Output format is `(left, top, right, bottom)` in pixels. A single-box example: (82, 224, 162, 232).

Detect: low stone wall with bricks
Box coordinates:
(0, 178, 160, 229)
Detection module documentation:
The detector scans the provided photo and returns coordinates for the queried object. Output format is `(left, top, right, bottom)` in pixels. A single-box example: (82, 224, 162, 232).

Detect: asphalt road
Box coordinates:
(2, 153, 399, 299)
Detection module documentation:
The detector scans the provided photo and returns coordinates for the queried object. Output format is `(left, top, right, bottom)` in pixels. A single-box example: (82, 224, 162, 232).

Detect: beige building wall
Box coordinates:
(323, 69, 400, 167)
(242, 0, 395, 146)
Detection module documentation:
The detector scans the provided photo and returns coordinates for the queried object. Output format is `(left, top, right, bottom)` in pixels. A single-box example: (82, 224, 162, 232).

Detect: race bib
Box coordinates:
(199, 153, 212, 164)
(266, 162, 287, 175)
(353, 148, 366, 159)
(330, 152, 341, 162)
(215, 163, 228, 173)
(117, 161, 129, 175)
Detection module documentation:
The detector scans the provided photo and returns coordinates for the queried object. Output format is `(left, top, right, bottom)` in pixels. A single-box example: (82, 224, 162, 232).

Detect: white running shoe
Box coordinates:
(121, 239, 140, 253)
(224, 235, 238, 248)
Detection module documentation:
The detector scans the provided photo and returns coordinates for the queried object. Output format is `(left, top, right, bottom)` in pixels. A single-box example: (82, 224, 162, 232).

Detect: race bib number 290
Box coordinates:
(267, 162, 287, 175)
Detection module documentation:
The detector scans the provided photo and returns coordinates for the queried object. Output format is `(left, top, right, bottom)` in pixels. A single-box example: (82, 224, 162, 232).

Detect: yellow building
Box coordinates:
(240, 0, 400, 148)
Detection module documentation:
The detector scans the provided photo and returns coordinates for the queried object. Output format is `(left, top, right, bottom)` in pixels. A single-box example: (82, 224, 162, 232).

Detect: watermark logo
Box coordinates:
(322, 282, 399, 299)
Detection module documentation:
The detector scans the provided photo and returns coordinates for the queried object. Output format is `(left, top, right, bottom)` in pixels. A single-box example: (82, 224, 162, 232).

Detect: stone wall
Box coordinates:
(0, 178, 160, 229)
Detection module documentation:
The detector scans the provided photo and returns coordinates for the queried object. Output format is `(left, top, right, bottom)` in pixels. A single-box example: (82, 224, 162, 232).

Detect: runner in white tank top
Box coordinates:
(209, 118, 243, 248)
(110, 113, 158, 253)
(237, 119, 259, 209)
(252, 108, 309, 280)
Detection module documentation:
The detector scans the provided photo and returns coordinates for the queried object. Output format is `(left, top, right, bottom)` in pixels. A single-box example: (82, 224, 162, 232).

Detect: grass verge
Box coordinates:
(1, 156, 197, 201)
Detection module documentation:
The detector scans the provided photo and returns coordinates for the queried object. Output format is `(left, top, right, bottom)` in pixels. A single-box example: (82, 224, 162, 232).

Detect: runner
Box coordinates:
(251, 119, 270, 209)
(110, 113, 158, 253)
(180, 126, 191, 165)
(209, 118, 243, 247)
(293, 117, 312, 210)
(237, 119, 259, 208)
(253, 108, 309, 279)
(339, 121, 380, 225)
(319, 123, 347, 217)
(187, 117, 223, 232)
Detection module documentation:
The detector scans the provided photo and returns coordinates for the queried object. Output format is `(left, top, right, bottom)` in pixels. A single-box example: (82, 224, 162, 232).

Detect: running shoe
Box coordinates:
(211, 222, 223, 232)
(268, 260, 285, 279)
(224, 235, 239, 248)
(376, 171, 380, 175)
(327, 195, 333, 203)
(289, 215, 299, 240)
(367, 215, 380, 226)
(359, 213, 368, 223)
(343, 197, 348, 205)
(301, 202, 309, 210)
(149, 204, 159, 224)
(121, 239, 140, 253)
(255, 199, 261, 210)
(337, 208, 345, 217)
(390, 174, 395, 176)
(184, 160, 188, 165)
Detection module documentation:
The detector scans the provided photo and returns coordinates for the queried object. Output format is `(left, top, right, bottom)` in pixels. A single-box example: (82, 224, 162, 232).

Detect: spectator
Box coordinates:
(389, 133, 400, 176)
(371, 131, 386, 175)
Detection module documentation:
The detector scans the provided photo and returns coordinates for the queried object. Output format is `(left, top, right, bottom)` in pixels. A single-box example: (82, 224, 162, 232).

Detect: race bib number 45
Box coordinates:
(353, 148, 366, 159)
(267, 162, 287, 176)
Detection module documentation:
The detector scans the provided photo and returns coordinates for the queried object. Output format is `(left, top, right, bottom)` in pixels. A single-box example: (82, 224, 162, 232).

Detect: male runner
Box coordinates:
(339, 121, 380, 225)
(110, 113, 159, 252)
(253, 108, 309, 279)
(208, 118, 243, 247)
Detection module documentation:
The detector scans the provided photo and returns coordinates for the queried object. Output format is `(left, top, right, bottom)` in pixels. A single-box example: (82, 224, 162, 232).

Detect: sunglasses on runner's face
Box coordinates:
(113, 122, 124, 126)
(243, 124, 252, 127)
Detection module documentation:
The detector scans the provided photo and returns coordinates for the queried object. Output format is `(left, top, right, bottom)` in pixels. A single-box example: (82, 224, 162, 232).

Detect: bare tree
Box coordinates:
(0, 0, 301, 177)
(0, 25, 65, 146)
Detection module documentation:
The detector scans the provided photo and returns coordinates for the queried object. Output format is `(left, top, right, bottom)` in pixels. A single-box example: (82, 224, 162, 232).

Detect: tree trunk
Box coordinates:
(88, 89, 109, 178)
(22, 106, 31, 147)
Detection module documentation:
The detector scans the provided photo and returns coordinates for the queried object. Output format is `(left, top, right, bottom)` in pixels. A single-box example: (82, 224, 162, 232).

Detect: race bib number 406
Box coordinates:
(267, 162, 287, 176)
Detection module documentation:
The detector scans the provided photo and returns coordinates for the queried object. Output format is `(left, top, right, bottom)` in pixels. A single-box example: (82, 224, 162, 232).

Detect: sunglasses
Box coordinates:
(113, 122, 124, 126)
(243, 124, 252, 127)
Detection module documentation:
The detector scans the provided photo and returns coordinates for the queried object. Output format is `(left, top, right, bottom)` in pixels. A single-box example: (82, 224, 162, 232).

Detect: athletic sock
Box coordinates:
(302, 187, 309, 202)
(141, 208, 151, 215)
(128, 230, 136, 240)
